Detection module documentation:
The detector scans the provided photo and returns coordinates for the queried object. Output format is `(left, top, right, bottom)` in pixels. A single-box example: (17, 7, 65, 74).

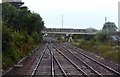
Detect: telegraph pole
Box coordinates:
(105, 17, 107, 23)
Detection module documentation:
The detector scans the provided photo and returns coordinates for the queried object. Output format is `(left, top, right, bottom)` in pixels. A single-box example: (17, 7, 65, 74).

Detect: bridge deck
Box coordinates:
(41, 28, 98, 34)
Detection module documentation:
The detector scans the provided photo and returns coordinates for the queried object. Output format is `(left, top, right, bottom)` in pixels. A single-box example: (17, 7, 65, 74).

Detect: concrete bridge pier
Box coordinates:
(66, 34, 74, 42)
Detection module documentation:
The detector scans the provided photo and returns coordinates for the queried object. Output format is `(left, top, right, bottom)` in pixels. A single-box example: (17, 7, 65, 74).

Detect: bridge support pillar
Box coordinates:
(68, 34, 74, 42)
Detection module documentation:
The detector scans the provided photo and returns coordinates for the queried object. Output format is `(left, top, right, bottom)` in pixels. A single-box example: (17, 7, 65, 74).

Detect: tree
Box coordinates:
(2, 2, 45, 70)
(92, 32, 111, 43)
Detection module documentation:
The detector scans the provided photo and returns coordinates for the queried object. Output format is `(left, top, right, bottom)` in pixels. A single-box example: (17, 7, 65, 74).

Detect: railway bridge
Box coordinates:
(41, 28, 98, 34)
(41, 28, 98, 42)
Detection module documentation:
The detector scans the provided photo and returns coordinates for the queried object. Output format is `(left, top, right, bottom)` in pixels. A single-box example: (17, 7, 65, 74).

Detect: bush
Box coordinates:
(73, 32, 120, 63)
(2, 3, 45, 70)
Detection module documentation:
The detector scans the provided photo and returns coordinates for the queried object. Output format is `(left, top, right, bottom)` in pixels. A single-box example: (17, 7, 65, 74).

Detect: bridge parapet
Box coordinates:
(41, 28, 98, 34)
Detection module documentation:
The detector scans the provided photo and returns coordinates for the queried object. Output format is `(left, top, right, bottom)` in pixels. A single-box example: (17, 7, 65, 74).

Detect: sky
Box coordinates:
(3, 0, 120, 30)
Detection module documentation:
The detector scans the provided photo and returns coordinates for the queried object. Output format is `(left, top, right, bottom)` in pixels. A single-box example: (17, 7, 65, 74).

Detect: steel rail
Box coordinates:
(52, 45, 90, 77)
(67, 45, 120, 75)
(48, 44, 55, 77)
(60, 44, 102, 77)
(31, 43, 48, 76)
(48, 44, 68, 77)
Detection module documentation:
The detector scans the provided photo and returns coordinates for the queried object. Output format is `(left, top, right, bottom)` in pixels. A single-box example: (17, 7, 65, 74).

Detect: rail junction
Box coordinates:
(3, 38, 120, 77)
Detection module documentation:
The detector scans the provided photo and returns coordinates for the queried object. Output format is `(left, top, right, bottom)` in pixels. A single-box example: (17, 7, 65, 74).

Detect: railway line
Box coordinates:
(30, 39, 120, 77)
(54, 43, 120, 76)
(3, 39, 120, 77)
(63, 43, 120, 72)
(31, 43, 85, 76)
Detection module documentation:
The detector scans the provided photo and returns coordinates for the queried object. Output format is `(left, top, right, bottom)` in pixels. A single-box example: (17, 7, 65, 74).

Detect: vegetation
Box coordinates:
(72, 32, 120, 64)
(2, 3, 44, 70)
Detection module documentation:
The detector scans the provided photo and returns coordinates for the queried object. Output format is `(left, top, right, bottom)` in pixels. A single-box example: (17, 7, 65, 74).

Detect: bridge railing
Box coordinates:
(41, 28, 98, 34)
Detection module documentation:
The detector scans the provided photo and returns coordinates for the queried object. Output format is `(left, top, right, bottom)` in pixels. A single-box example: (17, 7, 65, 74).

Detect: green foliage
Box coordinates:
(2, 21, 13, 52)
(31, 32, 40, 43)
(93, 32, 111, 43)
(2, 3, 45, 70)
(12, 32, 24, 46)
(2, 53, 14, 69)
(73, 32, 120, 63)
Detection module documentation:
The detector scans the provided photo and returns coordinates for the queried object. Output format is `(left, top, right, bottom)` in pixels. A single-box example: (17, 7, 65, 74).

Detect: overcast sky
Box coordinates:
(4, 0, 120, 29)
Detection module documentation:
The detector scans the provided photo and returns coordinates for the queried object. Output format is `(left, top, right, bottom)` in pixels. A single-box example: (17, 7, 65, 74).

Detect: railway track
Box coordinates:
(31, 42, 94, 76)
(30, 40, 120, 77)
(31, 43, 48, 76)
(53, 43, 120, 76)
(49, 44, 88, 76)
(53, 44, 101, 76)
(63, 43, 120, 72)
(31, 43, 67, 76)
(3, 39, 120, 77)
(31, 41, 120, 77)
